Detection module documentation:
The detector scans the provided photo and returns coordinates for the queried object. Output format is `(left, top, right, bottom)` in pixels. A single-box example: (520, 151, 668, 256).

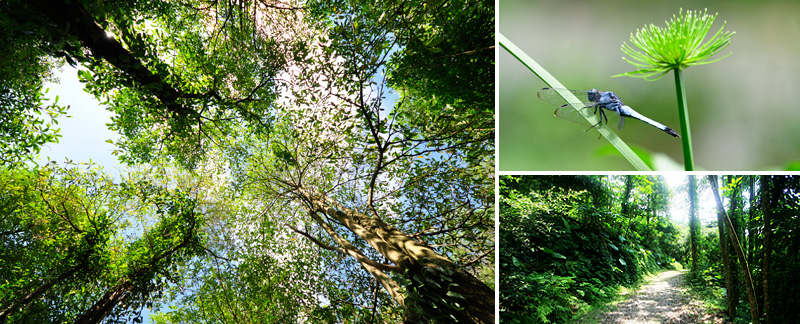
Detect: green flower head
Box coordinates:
(615, 8, 735, 80)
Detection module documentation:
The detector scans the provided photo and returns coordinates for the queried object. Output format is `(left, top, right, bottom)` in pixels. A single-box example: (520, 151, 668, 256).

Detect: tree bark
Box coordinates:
(725, 176, 740, 319)
(0, 262, 88, 321)
(295, 187, 495, 323)
(621, 176, 633, 216)
(761, 175, 773, 324)
(688, 175, 698, 271)
(714, 176, 734, 319)
(75, 280, 133, 324)
(709, 175, 759, 324)
(27, 0, 200, 121)
(748, 176, 756, 268)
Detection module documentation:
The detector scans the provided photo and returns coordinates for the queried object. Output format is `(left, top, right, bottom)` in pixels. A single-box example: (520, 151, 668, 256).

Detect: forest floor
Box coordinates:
(576, 270, 725, 324)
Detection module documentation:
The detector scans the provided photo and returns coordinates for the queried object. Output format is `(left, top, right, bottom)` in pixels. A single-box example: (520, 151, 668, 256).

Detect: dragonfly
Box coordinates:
(537, 87, 680, 138)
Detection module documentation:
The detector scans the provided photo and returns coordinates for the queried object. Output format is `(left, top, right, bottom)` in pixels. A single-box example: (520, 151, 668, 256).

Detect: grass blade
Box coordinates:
(499, 33, 652, 171)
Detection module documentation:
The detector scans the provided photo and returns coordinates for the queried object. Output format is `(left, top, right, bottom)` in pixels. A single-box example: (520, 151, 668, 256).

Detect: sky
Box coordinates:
(665, 175, 754, 227)
(38, 67, 122, 176)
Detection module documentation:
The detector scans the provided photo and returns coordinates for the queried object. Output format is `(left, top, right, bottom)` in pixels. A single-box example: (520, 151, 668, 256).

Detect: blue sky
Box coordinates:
(39, 67, 121, 175)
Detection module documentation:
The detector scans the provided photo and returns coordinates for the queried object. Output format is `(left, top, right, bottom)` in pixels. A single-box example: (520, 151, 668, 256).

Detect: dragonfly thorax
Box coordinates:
(589, 89, 624, 113)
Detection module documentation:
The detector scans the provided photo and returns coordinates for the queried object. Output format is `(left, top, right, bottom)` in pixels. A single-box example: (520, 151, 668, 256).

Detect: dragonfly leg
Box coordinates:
(599, 107, 609, 125)
(581, 104, 608, 134)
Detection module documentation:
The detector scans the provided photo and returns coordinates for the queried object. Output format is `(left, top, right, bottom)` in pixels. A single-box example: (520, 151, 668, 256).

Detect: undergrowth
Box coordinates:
(684, 269, 727, 321)
(499, 180, 682, 324)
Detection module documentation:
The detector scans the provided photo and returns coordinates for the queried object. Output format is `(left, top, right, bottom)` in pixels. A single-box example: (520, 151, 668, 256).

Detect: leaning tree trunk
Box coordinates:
(27, 0, 201, 121)
(709, 175, 759, 324)
(0, 262, 88, 321)
(296, 187, 495, 323)
(75, 280, 132, 324)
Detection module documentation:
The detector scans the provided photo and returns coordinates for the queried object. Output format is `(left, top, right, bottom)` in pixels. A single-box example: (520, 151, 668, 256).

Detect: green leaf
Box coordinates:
(512, 256, 523, 267)
(77, 69, 91, 82)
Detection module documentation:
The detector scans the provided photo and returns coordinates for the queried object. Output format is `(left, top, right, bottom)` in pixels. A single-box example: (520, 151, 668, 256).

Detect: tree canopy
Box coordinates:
(0, 0, 494, 323)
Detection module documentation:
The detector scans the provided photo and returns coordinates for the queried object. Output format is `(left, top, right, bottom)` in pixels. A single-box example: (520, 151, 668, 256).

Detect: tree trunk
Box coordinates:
(748, 176, 756, 269)
(297, 187, 495, 324)
(709, 175, 759, 324)
(75, 280, 132, 324)
(0, 262, 88, 321)
(761, 175, 773, 324)
(621, 176, 633, 216)
(688, 175, 698, 271)
(725, 176, 740, 320)
(27, 0, 201, 120)
(714, 176, 734, 319)
(719, 209, 734, 319)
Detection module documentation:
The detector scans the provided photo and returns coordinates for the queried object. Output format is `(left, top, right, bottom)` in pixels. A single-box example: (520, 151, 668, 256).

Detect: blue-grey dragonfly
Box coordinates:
(537, 87, 680, 138)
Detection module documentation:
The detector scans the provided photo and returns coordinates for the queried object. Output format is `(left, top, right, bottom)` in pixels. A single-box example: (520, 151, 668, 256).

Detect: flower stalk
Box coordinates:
(615, 8, 734, 170)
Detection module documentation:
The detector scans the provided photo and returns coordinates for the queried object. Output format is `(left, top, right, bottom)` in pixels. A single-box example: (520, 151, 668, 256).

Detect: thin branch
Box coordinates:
(285, 224, 401, 273)
(201, 245, 232, 261)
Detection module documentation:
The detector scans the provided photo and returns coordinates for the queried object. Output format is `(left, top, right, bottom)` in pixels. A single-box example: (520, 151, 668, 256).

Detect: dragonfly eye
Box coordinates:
(587, 89, 600, 102)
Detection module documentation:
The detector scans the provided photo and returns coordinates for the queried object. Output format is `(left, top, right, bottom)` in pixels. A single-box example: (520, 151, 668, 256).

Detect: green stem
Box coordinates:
(499, 33, 652, 171)
(673, 69, 694, 170)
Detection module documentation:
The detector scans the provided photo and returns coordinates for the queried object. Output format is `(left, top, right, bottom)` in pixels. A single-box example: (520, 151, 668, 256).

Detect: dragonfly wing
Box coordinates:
(537, 88, 594, 106)
(554, 105, 594, 126)
(617, 116, 625, 131)
(542, 88, 598, 127)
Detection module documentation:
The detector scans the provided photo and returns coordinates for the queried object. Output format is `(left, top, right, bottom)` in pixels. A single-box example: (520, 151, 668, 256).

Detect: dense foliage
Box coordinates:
(499, 175, 683, 324)
(0, 164, 206, 323)
(0, 0, 69, 167)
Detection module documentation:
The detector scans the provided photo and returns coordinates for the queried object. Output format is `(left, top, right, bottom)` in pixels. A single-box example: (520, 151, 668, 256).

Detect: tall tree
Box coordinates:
(384, 0, 494, 165)
(725, 176, 742, 319)
(194, 0, 495, 322)
(621, 176, 635, 216)
(0, 165, 207, 323)
(761, 175, 774, 324)
(748, 176, 756, 267)
(0, 166, 113, 322)
(0, 1, 70, 167)
(708, 175, 759, 324)
(711, 175, 735, 319)
(688, 175, 698, 271)
(3, 0, 287, 167)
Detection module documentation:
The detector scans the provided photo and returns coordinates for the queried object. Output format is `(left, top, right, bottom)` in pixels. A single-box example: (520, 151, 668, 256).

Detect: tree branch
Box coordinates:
(285, 224, 401, 273)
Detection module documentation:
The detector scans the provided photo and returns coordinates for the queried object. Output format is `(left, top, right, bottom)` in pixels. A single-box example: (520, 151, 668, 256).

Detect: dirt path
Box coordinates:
(582, 270, 723, 324)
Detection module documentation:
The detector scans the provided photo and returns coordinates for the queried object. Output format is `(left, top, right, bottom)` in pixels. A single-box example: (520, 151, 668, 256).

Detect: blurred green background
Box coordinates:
(499, 0, 800, 171)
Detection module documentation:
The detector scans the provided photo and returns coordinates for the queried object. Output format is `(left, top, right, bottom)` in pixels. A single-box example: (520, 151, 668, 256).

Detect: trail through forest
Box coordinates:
(581, 270, 722, 324)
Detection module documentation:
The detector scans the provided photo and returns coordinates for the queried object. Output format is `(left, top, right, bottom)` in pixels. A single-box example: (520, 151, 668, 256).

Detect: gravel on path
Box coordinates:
(583, 270, 724, 324)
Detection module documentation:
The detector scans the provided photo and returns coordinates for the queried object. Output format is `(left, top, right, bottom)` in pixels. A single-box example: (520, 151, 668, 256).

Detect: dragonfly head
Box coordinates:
(587, 89, 600, 102)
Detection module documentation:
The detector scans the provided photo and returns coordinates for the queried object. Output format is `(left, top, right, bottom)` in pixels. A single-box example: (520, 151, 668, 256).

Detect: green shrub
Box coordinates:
(500, 179, 682, 323)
